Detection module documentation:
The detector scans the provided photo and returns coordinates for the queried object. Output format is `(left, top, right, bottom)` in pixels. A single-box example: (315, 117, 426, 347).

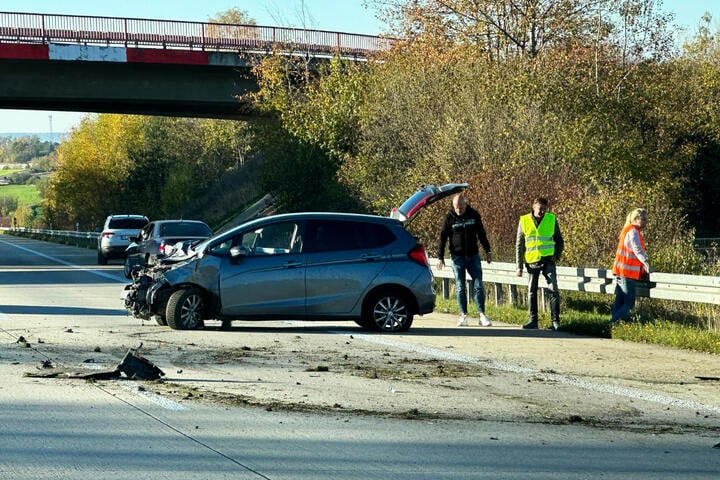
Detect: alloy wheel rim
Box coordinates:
(374, 296, 407, 331)
(180, 294, 203, 328)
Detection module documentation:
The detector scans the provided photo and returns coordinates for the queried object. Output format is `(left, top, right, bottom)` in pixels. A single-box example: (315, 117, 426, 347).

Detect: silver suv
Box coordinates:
(97, 214, 149, 265)
(122, 184, 466, 332)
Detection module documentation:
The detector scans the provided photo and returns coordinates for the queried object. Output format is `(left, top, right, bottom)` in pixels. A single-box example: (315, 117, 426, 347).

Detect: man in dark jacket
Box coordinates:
(437, 193, 493, 327)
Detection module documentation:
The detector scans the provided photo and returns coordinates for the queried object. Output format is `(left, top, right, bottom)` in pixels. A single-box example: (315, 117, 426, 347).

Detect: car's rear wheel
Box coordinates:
(362, 291, 414, 332)
(166, 288, 205, 330)
(97, 251, 107, 265)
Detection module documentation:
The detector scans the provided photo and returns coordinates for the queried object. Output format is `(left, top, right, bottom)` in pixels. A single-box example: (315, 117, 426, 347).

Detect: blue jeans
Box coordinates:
(450, 254, 485, 315)
(610, 276, 636, 324)
(526, 261, 560, 323)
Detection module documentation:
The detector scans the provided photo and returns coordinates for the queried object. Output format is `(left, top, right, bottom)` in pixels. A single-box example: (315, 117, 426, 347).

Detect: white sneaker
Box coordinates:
(457, 314, 468, 327)
(479, 313, 492, 327)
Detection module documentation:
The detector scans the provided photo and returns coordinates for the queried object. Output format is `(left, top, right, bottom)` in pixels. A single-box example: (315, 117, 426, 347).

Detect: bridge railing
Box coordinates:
(0, 11, 392, 58)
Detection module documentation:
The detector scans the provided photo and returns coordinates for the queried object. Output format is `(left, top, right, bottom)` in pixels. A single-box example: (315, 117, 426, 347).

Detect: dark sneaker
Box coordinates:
(522, 320, 538, 329)
(551, 321, 560, 331)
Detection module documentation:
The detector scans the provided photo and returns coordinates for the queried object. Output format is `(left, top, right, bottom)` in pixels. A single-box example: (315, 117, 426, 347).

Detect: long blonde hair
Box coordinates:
(625, 208, 647, 226)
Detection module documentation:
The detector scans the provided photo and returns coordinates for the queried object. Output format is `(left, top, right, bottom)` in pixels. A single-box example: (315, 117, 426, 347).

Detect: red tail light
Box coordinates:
(159, 242, 166, 254)
(101, 231, 113, 238)
(408, 244, 429, 266)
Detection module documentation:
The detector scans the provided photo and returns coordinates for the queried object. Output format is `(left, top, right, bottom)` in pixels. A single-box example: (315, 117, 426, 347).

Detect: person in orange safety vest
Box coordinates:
(610, 208, 651, 325)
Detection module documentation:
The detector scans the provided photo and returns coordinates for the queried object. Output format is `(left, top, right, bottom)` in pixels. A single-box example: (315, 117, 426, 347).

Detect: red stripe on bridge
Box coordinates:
(0, 43, 49, 60)
(126, 48, 209, 65)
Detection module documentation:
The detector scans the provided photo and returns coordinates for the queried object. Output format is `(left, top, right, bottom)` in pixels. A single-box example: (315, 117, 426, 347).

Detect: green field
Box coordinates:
(0, 184, 41, 205)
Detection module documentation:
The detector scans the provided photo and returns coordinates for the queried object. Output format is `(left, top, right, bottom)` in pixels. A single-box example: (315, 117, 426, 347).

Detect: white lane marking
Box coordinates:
(0, 245, 181, 410)
(354, 333, 720, 416)
(0, 238, 125, 282)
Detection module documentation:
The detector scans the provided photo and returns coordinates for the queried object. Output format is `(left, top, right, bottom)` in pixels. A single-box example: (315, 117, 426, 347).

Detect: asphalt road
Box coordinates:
(0, 234, 718, 479)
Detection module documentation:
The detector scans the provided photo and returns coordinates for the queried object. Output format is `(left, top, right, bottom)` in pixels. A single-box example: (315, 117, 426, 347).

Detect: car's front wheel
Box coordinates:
(166, 288, 205, 330)
(362, 291, 414, 332)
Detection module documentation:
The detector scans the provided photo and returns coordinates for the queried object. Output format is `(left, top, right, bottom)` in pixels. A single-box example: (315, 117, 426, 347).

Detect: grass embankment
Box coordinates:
(434, 295, 720, 355)
(0, 184, 41, 204)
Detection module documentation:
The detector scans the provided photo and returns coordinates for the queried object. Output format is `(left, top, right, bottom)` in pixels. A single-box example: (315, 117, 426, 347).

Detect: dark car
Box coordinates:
(122, 183, 467, 332)
(123, 219, 212, 278)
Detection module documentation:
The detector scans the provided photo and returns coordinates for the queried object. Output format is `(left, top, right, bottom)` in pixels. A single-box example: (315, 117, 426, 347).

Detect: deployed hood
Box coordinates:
(390, 183, 469, 223)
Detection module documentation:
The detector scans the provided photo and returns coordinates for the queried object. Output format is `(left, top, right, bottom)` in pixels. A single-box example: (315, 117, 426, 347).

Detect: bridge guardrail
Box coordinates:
(2, 228, 717, 306)
(0, 11, 393, 58)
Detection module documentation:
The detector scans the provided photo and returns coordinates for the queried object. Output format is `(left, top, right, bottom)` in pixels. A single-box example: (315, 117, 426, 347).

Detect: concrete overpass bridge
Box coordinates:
(0, 11, 390, 119)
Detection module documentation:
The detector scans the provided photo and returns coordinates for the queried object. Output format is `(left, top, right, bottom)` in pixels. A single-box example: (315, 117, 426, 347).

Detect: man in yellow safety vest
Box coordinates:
(515, 197, 564, 330)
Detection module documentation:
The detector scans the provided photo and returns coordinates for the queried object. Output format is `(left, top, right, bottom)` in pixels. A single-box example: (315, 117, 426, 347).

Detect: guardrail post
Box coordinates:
(441, 278, 450, 300)
(492, 283, 503, 305)
(509, 285, 519, 307)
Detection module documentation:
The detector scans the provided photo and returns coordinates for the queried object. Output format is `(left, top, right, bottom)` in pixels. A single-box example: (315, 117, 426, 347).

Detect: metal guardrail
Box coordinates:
(0, 11, 392, 58)
(2, 227, 718, 306)
(3, 227, 99, 249)
(430, 258, 720, 306)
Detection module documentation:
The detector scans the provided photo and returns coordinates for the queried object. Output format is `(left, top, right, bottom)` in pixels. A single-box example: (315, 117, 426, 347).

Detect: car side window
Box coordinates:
(140, 224, 153, 240)
(250, 222, 298, 255)
(210, 222, 300, 256)
(304, 220, 395, 253)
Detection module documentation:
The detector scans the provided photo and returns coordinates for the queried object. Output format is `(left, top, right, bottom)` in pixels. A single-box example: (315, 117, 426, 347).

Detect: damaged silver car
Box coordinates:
(122, 183, 467, 332)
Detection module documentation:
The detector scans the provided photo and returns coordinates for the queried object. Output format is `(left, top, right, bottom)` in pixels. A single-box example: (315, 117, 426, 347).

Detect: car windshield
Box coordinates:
(160, 222, 211, 237)
(108, 218, 147, 229)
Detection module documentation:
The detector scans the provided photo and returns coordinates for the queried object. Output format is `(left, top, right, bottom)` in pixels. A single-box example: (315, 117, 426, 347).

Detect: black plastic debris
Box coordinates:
(117, 347, 165, 380)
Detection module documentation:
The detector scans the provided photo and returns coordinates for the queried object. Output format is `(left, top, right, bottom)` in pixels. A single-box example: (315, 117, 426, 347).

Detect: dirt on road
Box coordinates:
(5, 311, 719, 434)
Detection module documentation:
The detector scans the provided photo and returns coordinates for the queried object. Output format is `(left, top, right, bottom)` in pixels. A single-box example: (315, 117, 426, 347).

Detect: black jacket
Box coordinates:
(437, 205, 491, 258)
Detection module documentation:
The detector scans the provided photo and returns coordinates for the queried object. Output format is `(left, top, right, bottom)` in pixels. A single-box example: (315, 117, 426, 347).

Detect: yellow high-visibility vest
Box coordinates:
(520, 213, 556, 263)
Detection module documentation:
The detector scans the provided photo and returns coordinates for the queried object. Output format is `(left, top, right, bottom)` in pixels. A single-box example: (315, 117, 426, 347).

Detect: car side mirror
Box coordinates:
(229, 245, 250, 261)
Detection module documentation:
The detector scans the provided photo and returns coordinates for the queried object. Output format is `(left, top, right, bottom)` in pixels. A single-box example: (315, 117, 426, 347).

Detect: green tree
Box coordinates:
(373, 0, 674, 60)
(43, 114, 258, 229)
(0, 136, 56, 164)
(206, 7, 257, 42)
(208, 7, 255, 25)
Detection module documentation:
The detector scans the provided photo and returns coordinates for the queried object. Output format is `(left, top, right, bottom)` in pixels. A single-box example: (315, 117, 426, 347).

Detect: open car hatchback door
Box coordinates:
(390, 183, 469, 223)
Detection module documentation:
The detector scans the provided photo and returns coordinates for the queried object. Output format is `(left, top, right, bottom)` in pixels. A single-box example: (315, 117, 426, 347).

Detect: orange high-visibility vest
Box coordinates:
(612, 224, 645, 279)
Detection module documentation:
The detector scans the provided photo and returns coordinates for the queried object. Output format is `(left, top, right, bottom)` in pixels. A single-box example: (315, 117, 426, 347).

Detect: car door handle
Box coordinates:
(283, 261, 303, 268)
(360, 253, 382, 261)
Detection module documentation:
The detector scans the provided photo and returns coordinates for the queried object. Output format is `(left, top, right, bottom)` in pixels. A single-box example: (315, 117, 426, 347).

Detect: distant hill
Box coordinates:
(0, 132, 65, 143)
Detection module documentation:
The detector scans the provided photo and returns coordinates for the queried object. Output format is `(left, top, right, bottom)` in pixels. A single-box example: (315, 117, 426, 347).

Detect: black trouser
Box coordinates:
(526, 261, 560, 323)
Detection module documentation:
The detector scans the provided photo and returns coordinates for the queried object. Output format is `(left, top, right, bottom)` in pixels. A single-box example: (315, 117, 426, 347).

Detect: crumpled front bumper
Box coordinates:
(122, 275, 169, 320)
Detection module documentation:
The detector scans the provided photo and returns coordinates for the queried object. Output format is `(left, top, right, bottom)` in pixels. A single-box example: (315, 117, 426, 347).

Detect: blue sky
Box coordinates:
(0, 0, 718, 134)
